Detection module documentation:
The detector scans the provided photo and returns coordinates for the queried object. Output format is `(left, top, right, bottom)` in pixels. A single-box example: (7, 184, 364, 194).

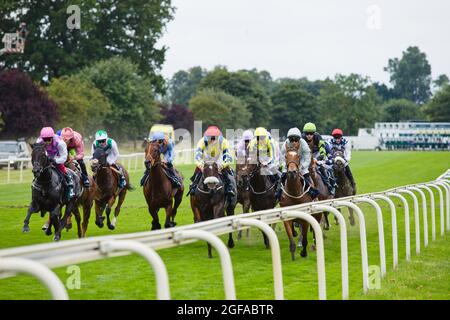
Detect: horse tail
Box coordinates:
(126, 183, 135, 191)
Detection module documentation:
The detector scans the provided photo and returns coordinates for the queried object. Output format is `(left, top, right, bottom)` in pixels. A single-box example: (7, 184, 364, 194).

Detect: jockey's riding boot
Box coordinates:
(167, 163, 181, 188)
(140, 168, 150, 187)
(187, 171, 201, 196)
(65, 174, 75, 199)
(79, 160, 90, 187)
(222, 169, 236, 197)
(113, 164, 126, 188)
(345, 165, 356, 190)
(303, 173, 320, 199)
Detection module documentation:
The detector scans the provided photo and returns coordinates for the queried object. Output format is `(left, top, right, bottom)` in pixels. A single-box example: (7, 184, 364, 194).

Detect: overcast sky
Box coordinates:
(158, 0, 450, 84)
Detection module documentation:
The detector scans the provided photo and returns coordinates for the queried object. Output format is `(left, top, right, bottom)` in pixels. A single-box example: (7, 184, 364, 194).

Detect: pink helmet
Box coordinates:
(61, 127, 74, 140)
(40, 127, 55, 139)
(204, 126, 222, 137)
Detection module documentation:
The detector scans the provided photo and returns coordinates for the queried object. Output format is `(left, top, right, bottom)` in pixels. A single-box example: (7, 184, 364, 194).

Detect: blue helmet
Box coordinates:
(151, 131, 165, 141)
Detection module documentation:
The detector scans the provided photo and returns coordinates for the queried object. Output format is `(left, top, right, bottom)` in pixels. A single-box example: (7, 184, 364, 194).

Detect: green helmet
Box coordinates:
(303, 122, 316, 133)
(95, 130, 108, 141)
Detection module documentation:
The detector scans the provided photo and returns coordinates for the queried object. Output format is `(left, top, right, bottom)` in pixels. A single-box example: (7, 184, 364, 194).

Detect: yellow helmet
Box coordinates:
(254, 127, 268, 137)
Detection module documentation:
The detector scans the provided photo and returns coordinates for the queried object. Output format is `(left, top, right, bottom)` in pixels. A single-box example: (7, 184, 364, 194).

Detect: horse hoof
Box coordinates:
(95, 221, 104, 228)
(300, 251, 307, 258)
(22, 226, 30, 233)
(45, 228, 52, 236)
(228, 241, 235, 249)
(310, 244, 316, 251)
(349, 217, 355, 226)
(291, 254, 296, 261)
(292, 229, 298, 237)
(107, 224, 115, 230)
(324, 225, 330, 231)
(65, 223, 72, 231)
(53, 235, 60, 241)
(151, 223, 161, 230)
(42, 223, 49, 231)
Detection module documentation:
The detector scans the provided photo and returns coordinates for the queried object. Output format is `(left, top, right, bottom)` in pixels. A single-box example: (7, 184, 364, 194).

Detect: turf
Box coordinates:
(0, 151, 449, 300)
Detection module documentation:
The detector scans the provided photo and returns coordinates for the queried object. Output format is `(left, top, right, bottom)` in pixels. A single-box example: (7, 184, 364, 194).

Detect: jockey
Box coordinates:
(36, 127, 75, 199)
(140, 131, 181, 187)
(328, 128, 356, 190)
(60, 127, 90, 187)
(247, 127, 281, 187)
(91, 130, 126, 188)
(235, 129, 253, 163)
(187, 125, 236, 197)
(301, 122, 336, 195)
(279, 127, 319, 199)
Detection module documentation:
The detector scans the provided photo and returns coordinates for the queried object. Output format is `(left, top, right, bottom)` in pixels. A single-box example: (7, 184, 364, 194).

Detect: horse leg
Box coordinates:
(172, 188, 183, 225)
(283, 220, 296, 260)
(106, 197, 116, 230)
(348, 207, 355, 226)
(65, 213, 73, 231)
(225, 200, 235, 249)
(112, 190, 127, 229)
(300, 221, 308, 257)
(207, 243, 212, 259)
(72, 207, 82, 238)
(23, 203, 38, 233)
(94, 201, 105, 228)
(324, 212, 330, 230)
(52, 205, 62, 241)
(42, 217, 50, 232)
(164, 205, 173, 229)
(81, 200, 93, 237)
(149, 207, 161, 230)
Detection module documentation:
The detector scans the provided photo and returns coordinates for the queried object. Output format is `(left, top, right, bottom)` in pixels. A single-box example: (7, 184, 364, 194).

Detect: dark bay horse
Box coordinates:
(235, 161, 252, 240)
(90, 148, 132, 230)
(143, 140, 184, 230)
(22, 143, 82, 241)
(190, 160, 236, 258)
(309, 159, 334, 230)
(332, 150, 357, 225)
(280, 149, 318, 260)
(243, 153, 278, 249)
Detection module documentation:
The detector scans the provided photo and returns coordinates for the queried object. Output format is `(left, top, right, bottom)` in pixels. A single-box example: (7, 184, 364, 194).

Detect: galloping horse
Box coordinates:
(143, 140, 184, 230)
(332, 150, 357, 225)
(309, 158, 334, 230)
(190, 160, 236, 258)
(235, 159, 252, 240)
(90, 148, 131, 230)
(243, 152, 278, 249)
(64, 159, 97, 237)
(22, 143, 82, 241)
(280, 148, 318, 260)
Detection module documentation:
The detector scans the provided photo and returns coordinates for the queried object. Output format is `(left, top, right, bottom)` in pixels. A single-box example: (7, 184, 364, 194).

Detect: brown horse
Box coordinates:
(309, 158, 334, 230)
(244, 153, 278, 249)
(90, 148, 131, 230)
(143, 140, 184, 230)
(63, 160, 97, 237)
(332, 150, 356, 225)
(280, 149, 318, 260)
(235, 160, 252, 240)
(190, 161, 236, 258)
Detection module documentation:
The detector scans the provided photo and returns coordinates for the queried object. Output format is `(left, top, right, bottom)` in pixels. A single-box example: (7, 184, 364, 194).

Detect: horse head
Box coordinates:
(145, 141, 162, 167)
(90, 148, 108, 174)
(285, 148, 300, 179)
(202, 160, 222, 191)
(31, 142, 49, 179)
(332, 150, 346, 171)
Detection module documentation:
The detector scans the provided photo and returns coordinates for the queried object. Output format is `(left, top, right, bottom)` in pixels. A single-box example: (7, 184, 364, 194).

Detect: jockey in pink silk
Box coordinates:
(60, 127, 90, 187)
(36, 127, 75, 198)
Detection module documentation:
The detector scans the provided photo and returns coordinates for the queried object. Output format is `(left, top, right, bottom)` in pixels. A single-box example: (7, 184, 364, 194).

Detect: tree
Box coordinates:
(316, 74, 382, 136)
(168, 66, 207, 106)
(381, 99, 422, 122)
(160, 104, 194, 132)
(0, 0, 174, 93)
(423, 85, 450, 122)
(0, 69, 58, 139)
(189, 88, 251, 130)
(239, 68, 276, 94)
(78, 57, 161, 141)
(433, 74, 449, 91)
(198, 67, 272, 127)
(372, 82, 397, 102)
(46, 76, 111, 136)
(270, 81, 317, 136)
(384, 46, 432, 104)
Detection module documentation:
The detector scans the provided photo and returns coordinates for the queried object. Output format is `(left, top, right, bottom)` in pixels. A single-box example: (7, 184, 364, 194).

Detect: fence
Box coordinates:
(0, 170, 449, 300)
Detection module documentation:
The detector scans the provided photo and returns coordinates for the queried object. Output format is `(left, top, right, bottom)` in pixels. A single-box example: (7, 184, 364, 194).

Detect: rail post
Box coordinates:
(408, 187, 429, 247)
(417, 185, 436, 241)
(427, 183, 445, 236)
(386, 193, 411, 261)
(398, 189, 421, 254)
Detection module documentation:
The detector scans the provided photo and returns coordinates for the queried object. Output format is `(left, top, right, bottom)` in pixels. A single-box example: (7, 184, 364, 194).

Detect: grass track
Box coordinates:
(0, 151, 449, 300)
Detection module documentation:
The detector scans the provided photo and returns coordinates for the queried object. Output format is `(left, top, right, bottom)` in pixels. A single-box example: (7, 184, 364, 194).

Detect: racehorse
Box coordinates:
(90, 148, 132, 230)
(332, 150, 357, 225)
(235, 160, 252, 240)
(280, 148, 318, 260)
(143, 140, 184, 230)
(190, 160, 236, 258)
(64, 159, 97, 237)
(244, 152, 278, 249)
(22, 143, 82, 241)
(309, 158, 334, 230)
